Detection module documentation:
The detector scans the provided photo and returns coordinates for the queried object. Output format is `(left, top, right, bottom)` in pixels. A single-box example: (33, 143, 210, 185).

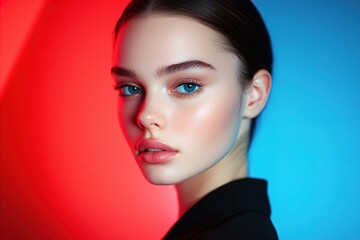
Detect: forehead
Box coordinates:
(113, 14, 235, 72)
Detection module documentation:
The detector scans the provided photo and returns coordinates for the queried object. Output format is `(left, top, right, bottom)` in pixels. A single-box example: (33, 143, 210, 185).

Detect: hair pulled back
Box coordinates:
(114, 0, 272, 142)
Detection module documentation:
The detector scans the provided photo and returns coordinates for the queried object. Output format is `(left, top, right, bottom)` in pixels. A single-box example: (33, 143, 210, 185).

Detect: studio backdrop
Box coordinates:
(1, 0, 359, 239)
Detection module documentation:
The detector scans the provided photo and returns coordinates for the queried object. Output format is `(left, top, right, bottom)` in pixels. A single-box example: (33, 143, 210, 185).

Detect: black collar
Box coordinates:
(163, 178, 271, 239)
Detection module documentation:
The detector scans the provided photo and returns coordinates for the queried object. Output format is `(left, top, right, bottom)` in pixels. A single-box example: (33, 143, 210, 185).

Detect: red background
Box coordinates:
(0, 1, 177, 239)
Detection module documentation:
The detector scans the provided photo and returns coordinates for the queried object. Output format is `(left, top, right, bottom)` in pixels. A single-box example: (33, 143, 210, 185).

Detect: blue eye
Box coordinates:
(176, 83, 200, 93)
(120, 85, 142, 96)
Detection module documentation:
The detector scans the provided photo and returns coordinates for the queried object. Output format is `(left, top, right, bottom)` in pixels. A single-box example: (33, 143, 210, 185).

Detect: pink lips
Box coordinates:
(136, 139, 178, 164)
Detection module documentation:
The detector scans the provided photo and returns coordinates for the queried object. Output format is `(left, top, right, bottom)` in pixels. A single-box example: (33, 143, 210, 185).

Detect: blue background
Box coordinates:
(250, 1, 360, 239)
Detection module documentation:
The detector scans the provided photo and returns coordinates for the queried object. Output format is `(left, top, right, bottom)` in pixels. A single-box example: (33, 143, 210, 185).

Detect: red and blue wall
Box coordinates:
(1, 0, 360, 239)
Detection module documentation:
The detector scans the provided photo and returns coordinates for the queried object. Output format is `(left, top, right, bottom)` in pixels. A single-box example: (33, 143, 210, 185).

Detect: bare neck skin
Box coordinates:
(175, 121, 250, 217)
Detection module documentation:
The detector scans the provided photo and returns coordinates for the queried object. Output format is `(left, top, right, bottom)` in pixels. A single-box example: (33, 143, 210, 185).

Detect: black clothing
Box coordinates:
(163, 178, 278, 240)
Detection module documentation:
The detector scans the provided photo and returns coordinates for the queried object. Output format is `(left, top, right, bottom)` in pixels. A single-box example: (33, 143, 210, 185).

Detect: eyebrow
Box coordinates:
(156, 60, 215, 77)
(111, 60, 215, 79)
(111, 66, 138, 79)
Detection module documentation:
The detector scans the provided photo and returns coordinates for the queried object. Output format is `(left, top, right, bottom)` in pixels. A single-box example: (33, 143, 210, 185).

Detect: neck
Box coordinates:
(175, 135, 249, 217)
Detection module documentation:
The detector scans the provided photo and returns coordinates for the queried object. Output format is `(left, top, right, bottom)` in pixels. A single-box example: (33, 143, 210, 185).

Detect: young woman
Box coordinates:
(111, 0, 278, 239)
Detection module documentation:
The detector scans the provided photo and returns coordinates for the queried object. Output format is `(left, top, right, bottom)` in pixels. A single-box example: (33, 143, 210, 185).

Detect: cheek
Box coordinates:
(117, 99, 141, 145)
(174, 93, 242, 157)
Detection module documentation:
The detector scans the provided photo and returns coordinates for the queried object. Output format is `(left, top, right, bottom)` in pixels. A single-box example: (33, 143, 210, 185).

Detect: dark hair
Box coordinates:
(114, 0, 272, 145)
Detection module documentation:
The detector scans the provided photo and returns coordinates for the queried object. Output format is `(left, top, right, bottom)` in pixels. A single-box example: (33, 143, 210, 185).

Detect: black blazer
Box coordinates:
(163, 178, 278, 240)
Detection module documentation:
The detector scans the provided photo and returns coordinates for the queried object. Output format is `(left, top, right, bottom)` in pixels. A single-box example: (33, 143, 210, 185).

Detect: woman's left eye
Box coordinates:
(175, 82, 201, 94)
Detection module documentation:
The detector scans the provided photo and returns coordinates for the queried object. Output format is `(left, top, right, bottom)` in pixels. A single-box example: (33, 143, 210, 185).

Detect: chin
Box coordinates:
(145, 178, 173, 186)
(140, 165, 186, 185)
(143, 174, 178, 186)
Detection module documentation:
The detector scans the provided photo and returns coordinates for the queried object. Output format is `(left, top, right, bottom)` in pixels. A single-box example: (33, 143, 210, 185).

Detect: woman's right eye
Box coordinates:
(114, 84, 143, 96)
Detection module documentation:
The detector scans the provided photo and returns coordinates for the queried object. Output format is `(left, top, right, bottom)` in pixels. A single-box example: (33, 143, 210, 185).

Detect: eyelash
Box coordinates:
(172, 79, 204, 98)
(113, 79, 204, 98)
(113, 82, 143, 97)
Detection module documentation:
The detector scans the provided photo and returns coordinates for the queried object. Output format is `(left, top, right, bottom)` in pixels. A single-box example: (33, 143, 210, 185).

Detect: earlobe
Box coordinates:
(243, 69, 272, 119)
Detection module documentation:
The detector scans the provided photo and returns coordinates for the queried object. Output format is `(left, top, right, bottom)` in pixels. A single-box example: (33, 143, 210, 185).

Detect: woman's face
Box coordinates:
(113, 15, 247, 185)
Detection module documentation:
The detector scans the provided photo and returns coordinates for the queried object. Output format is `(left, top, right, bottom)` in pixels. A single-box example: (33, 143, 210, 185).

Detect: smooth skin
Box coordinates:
(112, 15, 271, 216)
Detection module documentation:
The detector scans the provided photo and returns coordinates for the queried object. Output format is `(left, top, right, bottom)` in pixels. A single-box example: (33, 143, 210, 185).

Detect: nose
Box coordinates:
(137, 95, 166, 130)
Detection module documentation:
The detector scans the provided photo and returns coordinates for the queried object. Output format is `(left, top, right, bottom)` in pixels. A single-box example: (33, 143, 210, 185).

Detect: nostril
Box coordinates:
(137, 111, 166, 130)
(136, 117, 146, 129)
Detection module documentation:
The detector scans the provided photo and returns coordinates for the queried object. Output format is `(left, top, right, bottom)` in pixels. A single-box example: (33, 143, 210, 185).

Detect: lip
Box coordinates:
(136, 138, 178, 164)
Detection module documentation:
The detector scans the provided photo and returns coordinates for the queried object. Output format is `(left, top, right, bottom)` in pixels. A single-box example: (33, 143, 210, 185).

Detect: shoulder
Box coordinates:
(193, 211, 278, 240)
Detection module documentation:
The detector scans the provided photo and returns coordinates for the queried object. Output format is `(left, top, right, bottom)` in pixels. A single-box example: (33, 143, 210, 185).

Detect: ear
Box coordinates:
(243, 69, 272, 119)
